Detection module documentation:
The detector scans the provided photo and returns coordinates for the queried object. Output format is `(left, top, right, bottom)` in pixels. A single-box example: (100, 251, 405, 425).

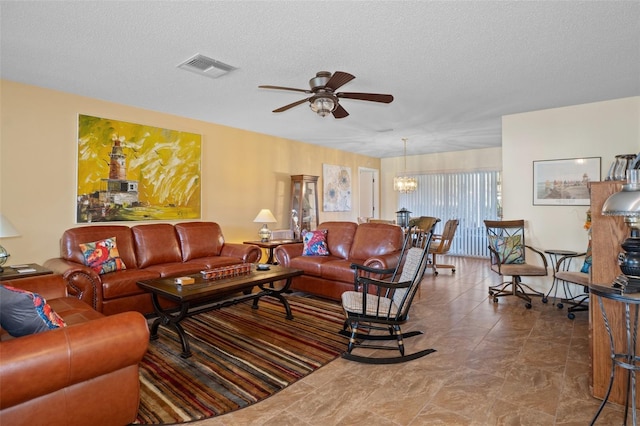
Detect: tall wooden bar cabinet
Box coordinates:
(589, 181, 632, 405)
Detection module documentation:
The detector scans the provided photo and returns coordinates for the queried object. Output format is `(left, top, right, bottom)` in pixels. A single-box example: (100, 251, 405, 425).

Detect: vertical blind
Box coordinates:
(398, 170, 501, 257)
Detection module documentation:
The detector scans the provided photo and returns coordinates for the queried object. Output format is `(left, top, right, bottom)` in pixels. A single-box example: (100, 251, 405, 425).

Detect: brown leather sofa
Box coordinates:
(44, 221, 262, 315)
(0, 274, 149, 426)
(274, 221, 405, 300)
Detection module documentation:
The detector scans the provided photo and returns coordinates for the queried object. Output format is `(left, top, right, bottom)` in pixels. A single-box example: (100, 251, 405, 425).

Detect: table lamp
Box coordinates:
(602, 170, 640, 292)
(0, 214, 21, 272)
(253, 209, 277, 242)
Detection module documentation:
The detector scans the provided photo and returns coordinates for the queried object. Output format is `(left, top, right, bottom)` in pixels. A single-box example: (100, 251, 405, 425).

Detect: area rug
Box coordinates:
(134, 295, 346, 424)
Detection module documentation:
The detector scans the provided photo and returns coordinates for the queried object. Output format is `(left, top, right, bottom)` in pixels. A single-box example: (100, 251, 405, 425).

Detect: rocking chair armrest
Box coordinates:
(357, 276, 412, 292)
(350, 262, 396, 276)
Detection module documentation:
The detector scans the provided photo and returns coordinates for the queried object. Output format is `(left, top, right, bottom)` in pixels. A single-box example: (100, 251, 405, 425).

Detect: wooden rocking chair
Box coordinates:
(340, 227, 436, 364)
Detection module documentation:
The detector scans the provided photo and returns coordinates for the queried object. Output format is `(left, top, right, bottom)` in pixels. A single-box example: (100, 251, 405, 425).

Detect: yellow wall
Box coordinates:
(0, 80, 380, 265)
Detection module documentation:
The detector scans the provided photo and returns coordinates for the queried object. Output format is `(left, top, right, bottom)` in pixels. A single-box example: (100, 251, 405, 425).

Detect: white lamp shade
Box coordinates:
(0, 214, 20, 238)
(253, 209, 277, 224)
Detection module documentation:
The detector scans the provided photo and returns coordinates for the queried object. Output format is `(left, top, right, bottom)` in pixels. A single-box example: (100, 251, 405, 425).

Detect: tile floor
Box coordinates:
(191, 256, 630, 425)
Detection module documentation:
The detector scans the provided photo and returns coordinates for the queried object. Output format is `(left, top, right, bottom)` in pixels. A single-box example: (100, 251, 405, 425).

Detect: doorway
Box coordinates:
(358, 167, 379, 220)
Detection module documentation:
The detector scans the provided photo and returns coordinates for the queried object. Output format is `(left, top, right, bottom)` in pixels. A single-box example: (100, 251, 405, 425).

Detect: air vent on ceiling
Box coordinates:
(177, 54, 236, 79)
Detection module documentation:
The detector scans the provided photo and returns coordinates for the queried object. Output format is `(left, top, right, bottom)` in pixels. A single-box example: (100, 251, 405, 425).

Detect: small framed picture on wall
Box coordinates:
(532, 157, 601, 206)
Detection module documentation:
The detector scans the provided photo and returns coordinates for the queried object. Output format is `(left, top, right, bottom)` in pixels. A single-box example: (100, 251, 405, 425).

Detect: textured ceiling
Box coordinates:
(1, 1, 638, 158)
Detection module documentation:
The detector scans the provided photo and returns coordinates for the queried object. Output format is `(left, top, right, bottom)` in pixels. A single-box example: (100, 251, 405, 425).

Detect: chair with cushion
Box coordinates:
(555, 245, 591, 319)
(485, 219, 548, 309)
(429, 218, 459, 275)
(340, 227, 436, 364)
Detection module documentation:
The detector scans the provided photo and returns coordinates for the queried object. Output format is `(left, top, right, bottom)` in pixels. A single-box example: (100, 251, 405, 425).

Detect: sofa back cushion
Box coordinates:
(350, 222, 404, 260)
(60, 226, 137, 268)
(316, 221, 358, 259)
(175, 222, 225, 261)
(132, 224, 182, 268)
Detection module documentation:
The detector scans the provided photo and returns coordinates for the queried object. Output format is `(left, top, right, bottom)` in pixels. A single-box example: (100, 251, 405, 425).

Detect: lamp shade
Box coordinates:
(602, 184, 640, 217)
(253, 209, 277, 224)
(0, 214, 20, 238)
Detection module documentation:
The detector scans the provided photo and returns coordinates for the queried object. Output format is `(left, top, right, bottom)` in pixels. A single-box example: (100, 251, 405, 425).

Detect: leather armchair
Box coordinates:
(0, 275, 149, 426)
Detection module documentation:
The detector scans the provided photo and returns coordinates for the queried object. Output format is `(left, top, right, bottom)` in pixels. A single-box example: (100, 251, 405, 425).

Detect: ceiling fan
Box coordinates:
(259, 71, 394, 119)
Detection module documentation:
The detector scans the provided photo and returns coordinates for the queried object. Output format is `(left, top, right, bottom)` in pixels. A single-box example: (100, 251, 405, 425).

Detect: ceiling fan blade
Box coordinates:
(337, 92, 394, 103)
(272, 98, 310, 113)
(259, 85, 311, 94)
(325, 72, 355, 91)
(332, 103, 349, 119)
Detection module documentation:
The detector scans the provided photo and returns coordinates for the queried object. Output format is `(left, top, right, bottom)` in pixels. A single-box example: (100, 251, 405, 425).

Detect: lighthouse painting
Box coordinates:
(76, 114, 201, 222)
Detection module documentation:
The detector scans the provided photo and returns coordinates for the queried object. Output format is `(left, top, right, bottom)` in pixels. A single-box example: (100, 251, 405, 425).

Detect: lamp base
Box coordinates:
(258, 224, 272, 242)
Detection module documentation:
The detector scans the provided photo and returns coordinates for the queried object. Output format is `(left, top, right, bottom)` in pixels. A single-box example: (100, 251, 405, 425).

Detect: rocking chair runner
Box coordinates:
(340, 227, 436, 364)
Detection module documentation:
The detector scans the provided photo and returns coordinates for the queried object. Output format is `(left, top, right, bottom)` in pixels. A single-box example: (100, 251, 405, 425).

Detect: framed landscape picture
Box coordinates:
(533, 157, 601, 206)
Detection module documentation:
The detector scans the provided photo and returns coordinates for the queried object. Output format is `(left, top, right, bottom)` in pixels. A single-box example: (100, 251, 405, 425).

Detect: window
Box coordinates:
(398, 170, 501, 257)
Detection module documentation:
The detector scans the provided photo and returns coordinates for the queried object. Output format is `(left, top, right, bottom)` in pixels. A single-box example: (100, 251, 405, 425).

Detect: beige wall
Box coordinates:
(502, 96, 639, 253)
(0, 80, 380, 265)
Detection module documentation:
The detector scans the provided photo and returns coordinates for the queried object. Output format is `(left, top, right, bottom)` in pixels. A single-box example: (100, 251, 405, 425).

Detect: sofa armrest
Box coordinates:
(0, 311, 149, 411)
(220, 243, 262, 263)
(363, 251, 403, 271)
(43, 258, 103, 312)
(274, 243, 304, 267)
(1, 275, 68, 300)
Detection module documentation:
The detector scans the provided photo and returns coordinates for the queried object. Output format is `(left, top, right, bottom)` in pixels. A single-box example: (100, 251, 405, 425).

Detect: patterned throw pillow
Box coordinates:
(0, 285, 67, 337)
(302, 229, 330, 256)
(581, 240, 592, 273)
(79, 237, 127, 274)
(488, 235, 525, 264)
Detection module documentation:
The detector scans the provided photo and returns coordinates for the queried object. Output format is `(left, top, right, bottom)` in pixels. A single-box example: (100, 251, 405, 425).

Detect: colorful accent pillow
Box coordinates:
(488, 235, 525, 264)
(581, 240, 592, 273)
(0, 285, 66, 337)
(302, 229, 329, 256)
(79, 237, 127, 274)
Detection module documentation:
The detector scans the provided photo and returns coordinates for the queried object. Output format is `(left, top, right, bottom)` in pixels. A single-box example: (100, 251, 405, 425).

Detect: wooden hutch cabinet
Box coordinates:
(589, 181, 632, 405)
(290, 175, 319, 237)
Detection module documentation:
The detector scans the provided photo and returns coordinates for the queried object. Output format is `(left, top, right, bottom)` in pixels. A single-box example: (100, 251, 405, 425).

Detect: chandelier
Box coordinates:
(393, 138, 418, 193)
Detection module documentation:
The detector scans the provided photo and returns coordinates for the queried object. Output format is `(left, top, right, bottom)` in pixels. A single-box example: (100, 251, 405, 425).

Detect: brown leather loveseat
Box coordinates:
(0, 275, 149, 425)
(44, 221, 261, 315)
(274, 221, 405, 300)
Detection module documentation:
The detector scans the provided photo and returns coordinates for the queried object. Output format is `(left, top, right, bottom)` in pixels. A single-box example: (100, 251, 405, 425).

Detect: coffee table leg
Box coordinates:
(150, 293, 193, 358)
(253, 277, 294, 320)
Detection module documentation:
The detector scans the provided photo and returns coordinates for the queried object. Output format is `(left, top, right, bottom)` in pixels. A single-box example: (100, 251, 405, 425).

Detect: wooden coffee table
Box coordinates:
(138, 265, 303, 358)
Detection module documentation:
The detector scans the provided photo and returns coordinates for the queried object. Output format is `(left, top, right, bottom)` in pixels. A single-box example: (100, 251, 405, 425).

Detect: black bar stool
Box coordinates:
(590, 284, 640, 425)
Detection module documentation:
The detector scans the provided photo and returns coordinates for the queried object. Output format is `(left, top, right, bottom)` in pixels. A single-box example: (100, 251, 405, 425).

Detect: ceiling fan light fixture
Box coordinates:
(310, 96, 335, 117)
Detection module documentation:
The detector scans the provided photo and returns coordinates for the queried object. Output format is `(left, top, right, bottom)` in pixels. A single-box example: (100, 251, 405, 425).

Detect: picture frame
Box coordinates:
(533, 157, 601, 206)
(76, 114, 202, 222)
(322, 164, 352, 212)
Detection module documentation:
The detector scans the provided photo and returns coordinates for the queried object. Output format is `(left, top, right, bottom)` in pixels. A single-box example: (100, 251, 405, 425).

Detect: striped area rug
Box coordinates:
(134, 294, 346, 424)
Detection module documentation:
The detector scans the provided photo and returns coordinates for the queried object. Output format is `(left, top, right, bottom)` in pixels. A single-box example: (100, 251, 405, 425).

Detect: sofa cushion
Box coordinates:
(132, 223, 183, 268)
(79, 236, 127, 274)
(349, 222, 404, 260)
(175, 222, 225, 261)
(101, 268, 161, 300)
(320, 259, 359, 283)
(290, 255, 340, 277)
(302, 229, 329, 256)
(318, 221, 358, 259)
(0, 285, 66, 337)
(61, 225, 138, 268)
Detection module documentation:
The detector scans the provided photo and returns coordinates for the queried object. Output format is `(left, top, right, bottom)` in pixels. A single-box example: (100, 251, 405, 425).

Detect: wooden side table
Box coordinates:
(0, 263, 53, 282)
(243, 240, 301, 264)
